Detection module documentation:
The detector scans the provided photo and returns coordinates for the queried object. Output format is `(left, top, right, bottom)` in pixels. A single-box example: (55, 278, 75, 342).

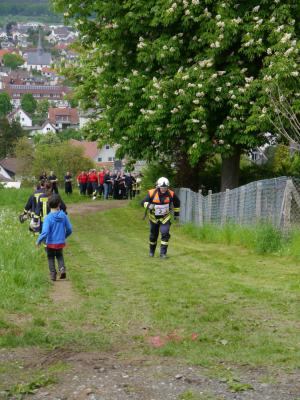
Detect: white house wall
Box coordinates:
(96, 145, 117, 163)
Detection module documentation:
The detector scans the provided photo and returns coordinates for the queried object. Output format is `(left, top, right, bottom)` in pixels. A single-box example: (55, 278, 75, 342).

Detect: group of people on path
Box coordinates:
(77, 169, 141, 200)
(20, 172, 179, 282)
(39, 170, 73, 196)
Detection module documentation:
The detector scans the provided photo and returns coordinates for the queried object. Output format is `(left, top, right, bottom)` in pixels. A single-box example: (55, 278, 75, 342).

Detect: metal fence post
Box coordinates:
(186, 188, 193, 222)
(256, 181, 262, 221)
(198, 189, 203, 226)
(221, 188, 230, 225)
(207, 190, 212, 223)
(282, 179, 293, 230)
(239, 187, 245, 224)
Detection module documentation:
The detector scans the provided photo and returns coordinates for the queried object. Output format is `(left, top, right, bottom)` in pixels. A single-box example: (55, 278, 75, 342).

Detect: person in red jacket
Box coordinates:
(77, 171, 88, 195)
(98, 169, 105, 198)
(89, 169, 99, 200)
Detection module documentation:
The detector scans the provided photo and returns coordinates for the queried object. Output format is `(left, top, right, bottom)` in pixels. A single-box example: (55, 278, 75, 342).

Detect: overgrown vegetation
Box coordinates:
(181, 222, 300, 258)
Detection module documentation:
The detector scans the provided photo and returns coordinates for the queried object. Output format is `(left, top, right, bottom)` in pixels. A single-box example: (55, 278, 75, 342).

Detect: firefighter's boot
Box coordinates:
(149, 243, 156, 257)
(160, 244, 168, 259)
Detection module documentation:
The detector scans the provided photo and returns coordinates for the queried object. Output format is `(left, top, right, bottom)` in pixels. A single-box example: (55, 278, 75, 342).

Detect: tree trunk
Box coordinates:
(221, 149, 241, 191)
(175, 153, 207, 191)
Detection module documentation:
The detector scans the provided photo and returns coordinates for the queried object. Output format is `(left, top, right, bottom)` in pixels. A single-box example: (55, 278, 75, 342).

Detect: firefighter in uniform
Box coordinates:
(141, 177, 180, 258)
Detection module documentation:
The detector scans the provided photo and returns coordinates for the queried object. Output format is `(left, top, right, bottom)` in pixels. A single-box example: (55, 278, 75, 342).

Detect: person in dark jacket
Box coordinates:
(34, 184, 67, 232)
(103, 170, 113, 199)
(64, 172, 73, 195)
(141, 177, 180, 258)
(36, 194, 72, 281)
(48, 171, 58, 194)
(23, 181, 45, 218)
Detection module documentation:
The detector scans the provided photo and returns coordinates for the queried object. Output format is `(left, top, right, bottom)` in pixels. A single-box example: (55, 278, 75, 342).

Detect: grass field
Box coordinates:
(0, 189, 300, 393)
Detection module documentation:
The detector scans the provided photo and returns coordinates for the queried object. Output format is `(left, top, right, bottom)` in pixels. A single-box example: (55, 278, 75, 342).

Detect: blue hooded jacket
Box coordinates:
(37, 210, 72, 245)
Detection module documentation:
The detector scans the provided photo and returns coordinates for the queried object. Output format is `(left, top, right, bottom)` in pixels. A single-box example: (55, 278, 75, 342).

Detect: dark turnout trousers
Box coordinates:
(149, 221, 171, 256)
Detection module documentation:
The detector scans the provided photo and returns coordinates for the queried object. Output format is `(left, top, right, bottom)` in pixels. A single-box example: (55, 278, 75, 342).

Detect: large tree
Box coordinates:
(54, 0, 300, 189)
(21, 93, 37, 115)
(0, 92, 12, 117)
(3, 53, 24, 70)
(0, 118, 24, 158)
(32, 142, 95, 182)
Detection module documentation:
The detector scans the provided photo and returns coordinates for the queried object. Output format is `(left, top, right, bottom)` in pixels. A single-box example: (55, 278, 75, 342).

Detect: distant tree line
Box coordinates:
(0, 1, 58, 18)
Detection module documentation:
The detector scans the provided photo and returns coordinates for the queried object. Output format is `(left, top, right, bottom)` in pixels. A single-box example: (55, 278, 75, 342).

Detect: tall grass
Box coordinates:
(0, 187, 90, 211)
(0, 209, 48, 313)
(181, 222, 300, 257)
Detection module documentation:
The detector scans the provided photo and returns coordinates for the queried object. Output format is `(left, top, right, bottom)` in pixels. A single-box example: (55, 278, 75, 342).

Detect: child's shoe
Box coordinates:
(59, 268, 66, 279)
(50, 272, 57, 281)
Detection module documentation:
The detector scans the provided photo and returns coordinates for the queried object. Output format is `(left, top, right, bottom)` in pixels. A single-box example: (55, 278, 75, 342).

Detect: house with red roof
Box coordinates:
(48, 107, 79, 130)
(69, 139, 120, 169)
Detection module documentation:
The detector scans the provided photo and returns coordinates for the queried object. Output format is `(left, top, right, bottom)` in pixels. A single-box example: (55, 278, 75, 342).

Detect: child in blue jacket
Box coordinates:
(37, 194, 72, 281)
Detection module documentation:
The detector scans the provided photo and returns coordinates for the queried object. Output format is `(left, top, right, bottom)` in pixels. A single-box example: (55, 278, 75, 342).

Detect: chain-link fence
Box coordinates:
(179, 177, 300, 229)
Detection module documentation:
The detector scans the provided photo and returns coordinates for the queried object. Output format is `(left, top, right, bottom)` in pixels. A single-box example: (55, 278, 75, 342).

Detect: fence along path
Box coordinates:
(179, 176, 300, 229)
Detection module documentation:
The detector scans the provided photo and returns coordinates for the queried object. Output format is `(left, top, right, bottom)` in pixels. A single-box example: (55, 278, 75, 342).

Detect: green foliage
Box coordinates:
(8, 374, 57, 396)
(57, 128, 82, 141)
(33, 132, 60, 145)
(227, 380, 253, 393)
(32, 99, 49, 126)
(54, 0, 300, 173)
(0, 92, 12, 117)
(0, 118, 24, 158)
(2, 52, 24, 70)
(32, 141, 94, 182)
(140, 162, 176, 190)
(14, 137, 34, 175)
(21, 94, 37, 115)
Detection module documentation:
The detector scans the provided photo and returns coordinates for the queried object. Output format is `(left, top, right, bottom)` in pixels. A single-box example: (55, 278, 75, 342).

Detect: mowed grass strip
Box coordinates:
(68, 206, 300, 368)
(0, 196, 300, 371)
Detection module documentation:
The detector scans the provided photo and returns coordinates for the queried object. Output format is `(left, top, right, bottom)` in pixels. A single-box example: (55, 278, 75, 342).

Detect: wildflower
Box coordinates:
(192, 119, 200, 123)
(252, 5, 260, 12)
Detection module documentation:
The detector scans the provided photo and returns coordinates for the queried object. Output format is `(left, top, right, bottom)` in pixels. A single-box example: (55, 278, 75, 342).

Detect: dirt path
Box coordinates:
(49, 200, 129, 304)
(67, 200, 129, 215)
(1, 348, 299, 400)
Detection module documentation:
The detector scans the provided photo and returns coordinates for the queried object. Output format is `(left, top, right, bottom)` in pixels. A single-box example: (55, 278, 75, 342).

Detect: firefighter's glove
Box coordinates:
(148, 204, 155, 210)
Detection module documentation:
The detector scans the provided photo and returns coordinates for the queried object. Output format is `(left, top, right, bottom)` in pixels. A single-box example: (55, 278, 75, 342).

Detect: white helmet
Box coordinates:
(156, 177, 169, 188)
